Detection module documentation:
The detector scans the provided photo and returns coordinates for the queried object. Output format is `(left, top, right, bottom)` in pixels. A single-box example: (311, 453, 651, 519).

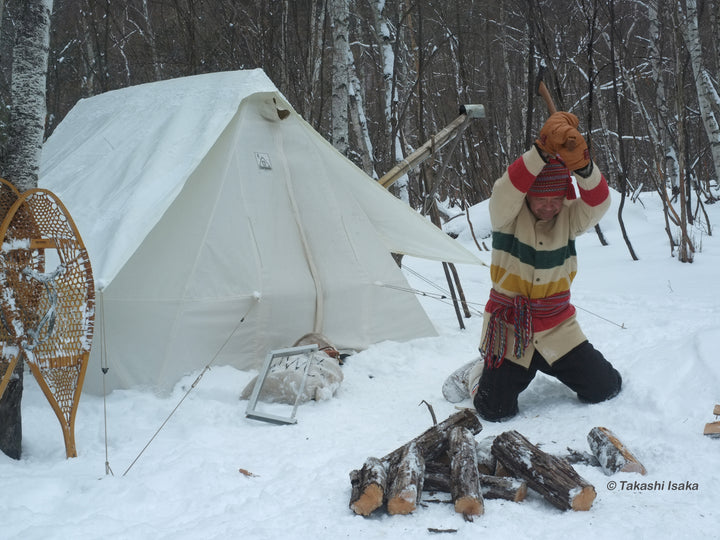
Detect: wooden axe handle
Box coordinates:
(537, 80, 557, 116)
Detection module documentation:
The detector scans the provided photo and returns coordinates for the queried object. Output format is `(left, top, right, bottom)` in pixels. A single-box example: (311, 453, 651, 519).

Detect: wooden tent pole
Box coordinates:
(379, 105, 485, 189)
(448, 262, 471, 318)
(442, 262, 465, 330)
(379, 105, 484, 330)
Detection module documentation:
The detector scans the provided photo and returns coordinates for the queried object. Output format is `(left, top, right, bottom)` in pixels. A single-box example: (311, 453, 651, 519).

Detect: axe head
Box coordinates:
(535, 64, 548, 96)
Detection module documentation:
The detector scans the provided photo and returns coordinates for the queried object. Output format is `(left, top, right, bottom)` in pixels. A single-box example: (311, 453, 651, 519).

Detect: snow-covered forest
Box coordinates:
(1, 0, 719, 238)
(1, 2, 720, 537)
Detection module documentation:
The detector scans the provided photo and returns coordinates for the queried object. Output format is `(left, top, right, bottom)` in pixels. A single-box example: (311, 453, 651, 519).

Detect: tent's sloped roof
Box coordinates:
(40, 69, 280, 288)
(303, 119, 483, 266)
(40, 69, 483, 291)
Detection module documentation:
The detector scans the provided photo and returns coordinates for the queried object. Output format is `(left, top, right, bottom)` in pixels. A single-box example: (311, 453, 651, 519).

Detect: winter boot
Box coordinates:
(442, 359, 483, 403)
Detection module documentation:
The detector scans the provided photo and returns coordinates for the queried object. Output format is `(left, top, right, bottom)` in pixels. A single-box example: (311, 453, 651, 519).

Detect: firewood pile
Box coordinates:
(349, 409, 646, 519)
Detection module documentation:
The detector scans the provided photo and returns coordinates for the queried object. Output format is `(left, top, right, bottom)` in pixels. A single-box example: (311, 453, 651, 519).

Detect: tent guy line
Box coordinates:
(374, 281, 486, 317)
(378, 264, 628, 330)
(118, 294, 261, 477)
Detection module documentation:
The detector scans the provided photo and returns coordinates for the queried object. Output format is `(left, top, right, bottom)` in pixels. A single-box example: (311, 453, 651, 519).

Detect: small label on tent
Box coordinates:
(255, 152, 272, 170)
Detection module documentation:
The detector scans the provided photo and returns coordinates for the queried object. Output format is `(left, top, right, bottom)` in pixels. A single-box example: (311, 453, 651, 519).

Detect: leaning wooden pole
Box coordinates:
(379, 105, 485, 189)
(442, 261, 465, 330)
(378, 105, 484, 330)
(448, 262, 471, 318)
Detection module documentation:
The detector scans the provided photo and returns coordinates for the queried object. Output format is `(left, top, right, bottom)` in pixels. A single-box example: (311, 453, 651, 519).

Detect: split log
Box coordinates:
(387, 442, 425, 515)
(474, 435, 497, 475)
(494, 460, 512, 477)
(587, 427, 647, 475)
(449, 427, 484, 517)
(424, 463, 527, 503)
(479, 474, 527, 502)
(492, 430, 596, 511)
(561, 448, 601, 468)
(704, 421, 720, 438)
(349, 457, 387, 516)
(714, 404, 720, 416)
(424, 460, 451, 493)
(381, 408, 482, 470)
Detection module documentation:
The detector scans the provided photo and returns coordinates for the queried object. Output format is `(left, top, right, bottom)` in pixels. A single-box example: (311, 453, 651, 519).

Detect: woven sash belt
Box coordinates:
(480, 289, 571, 369)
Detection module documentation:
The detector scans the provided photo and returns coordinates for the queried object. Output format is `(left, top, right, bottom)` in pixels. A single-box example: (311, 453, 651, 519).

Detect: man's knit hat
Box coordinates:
(528, 159, 577, 199)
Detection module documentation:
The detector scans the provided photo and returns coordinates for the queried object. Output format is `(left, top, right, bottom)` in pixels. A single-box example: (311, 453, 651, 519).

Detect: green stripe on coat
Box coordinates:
(492, 231, 577, 269)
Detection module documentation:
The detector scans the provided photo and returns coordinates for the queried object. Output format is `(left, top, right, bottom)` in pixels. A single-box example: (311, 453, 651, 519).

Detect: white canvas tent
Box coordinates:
(40, 69, 482, 393)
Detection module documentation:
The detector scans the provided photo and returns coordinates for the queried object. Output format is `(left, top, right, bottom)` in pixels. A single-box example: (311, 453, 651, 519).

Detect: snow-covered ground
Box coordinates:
(2, 188, 719, 539)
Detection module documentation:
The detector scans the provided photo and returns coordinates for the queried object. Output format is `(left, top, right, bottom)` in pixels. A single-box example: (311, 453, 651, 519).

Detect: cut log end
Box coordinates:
(386, 441, 424, 515)
(620, 461, 648, 474)
(350, 484, 384, 516)
(387, 489, 418, 515)
(478, 473, 527, 502)
(704, 421, 720, 438)
(349, 457, 387, 516)
(514, 482, 528, 502)
(494, 461, 512, 477)
(454, 496, 484, 516)
(570, 485, 596, 512)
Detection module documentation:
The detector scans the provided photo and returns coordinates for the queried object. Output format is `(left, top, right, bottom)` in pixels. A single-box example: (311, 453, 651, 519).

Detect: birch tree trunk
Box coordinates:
(713, 0, 720, 69)
(682, 0, 720, 185)
(674, 5, 695, 262)
(499, 7, 513, 162)
(290, 0, 326, 121)
(349, 56, 377, 177)
(0, 0, 53, 460)
(582, 0, 609, 247)
(370, 0, 400, 189)
(330, 0, 350, 156)
(5, 0, 53, 191)
(648, 0, 680, 191)
(608, 0, 638, 260)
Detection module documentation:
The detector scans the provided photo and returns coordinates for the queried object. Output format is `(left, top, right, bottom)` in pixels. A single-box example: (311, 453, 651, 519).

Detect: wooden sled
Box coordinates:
(0, 180, 95, 458)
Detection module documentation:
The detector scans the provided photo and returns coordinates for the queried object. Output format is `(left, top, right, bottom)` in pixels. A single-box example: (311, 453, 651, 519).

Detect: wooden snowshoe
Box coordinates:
(0, 179, 95, 457)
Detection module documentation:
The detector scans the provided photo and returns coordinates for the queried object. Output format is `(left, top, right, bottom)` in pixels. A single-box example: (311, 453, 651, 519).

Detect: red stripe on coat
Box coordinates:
(508, 156, 537, 193)
(578, 175, 610, 207)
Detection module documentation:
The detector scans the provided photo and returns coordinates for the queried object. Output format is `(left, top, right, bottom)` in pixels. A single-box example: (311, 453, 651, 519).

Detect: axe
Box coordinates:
(534, 64, 583, 153)
(535, 64, 557, 116)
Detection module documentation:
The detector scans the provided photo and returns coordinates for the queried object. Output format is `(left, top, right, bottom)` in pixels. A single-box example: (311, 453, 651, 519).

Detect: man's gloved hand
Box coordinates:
(535, 112, 590, 171)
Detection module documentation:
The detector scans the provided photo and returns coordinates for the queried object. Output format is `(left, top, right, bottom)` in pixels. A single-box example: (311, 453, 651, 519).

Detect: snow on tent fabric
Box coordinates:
(39, 69, 483, 393)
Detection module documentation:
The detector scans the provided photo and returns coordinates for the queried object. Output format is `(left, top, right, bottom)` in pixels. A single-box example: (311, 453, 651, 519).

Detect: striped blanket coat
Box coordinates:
(480, 146, 611, 368)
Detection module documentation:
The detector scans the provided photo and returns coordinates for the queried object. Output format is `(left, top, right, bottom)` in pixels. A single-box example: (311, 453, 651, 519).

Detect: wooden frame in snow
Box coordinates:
(244, 344, 319, 425)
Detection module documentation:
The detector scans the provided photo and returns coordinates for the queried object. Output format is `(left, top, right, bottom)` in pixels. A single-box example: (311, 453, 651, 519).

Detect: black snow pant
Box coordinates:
(473, 340, 622, 422)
